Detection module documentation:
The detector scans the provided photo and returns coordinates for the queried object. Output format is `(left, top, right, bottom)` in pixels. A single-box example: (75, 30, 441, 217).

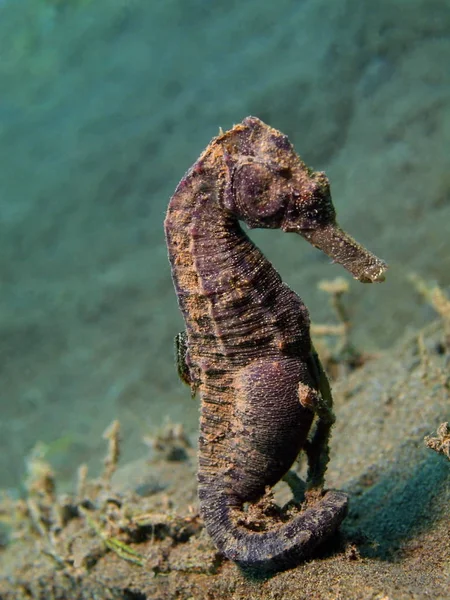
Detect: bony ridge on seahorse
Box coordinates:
(165, 116, 387, 572)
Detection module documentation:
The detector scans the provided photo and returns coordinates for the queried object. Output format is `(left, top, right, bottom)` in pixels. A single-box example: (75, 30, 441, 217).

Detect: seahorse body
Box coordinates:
(164, 117, 386, 570)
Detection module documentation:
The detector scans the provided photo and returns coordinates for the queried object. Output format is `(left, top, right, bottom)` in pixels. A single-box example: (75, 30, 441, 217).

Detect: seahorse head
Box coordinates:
(219, 117, 387, 283)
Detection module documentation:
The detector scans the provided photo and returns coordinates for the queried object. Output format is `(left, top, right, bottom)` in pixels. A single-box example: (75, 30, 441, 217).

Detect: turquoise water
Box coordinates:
(0, 0, 449, 492)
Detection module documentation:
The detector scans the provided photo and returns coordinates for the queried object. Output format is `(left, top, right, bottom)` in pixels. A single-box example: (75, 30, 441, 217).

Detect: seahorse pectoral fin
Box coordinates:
(174, 331, 198, 397)
(175, 331, 190, 384)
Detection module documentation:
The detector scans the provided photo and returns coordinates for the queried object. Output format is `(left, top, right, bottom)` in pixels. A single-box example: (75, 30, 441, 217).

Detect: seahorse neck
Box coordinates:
(165, 174, 255, 299)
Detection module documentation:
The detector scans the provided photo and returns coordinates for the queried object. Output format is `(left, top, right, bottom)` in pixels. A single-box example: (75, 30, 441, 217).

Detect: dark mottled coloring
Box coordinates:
(164, 117, 387, 571)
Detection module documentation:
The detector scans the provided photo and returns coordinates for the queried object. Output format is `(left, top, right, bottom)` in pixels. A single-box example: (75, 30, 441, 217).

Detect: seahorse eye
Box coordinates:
(282, 173, 336, 232)
(233, 162, 287, 227)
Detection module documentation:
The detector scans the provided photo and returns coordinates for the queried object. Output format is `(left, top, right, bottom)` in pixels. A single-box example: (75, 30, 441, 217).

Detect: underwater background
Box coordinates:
(0, 0, 449, 498)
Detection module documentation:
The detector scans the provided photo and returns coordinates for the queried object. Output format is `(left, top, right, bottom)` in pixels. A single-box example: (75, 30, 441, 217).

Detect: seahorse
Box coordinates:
(164, 116, 387, 571)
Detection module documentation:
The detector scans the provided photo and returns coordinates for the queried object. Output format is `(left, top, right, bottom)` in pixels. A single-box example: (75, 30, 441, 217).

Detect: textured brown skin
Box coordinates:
(165, 117, 387, 571)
